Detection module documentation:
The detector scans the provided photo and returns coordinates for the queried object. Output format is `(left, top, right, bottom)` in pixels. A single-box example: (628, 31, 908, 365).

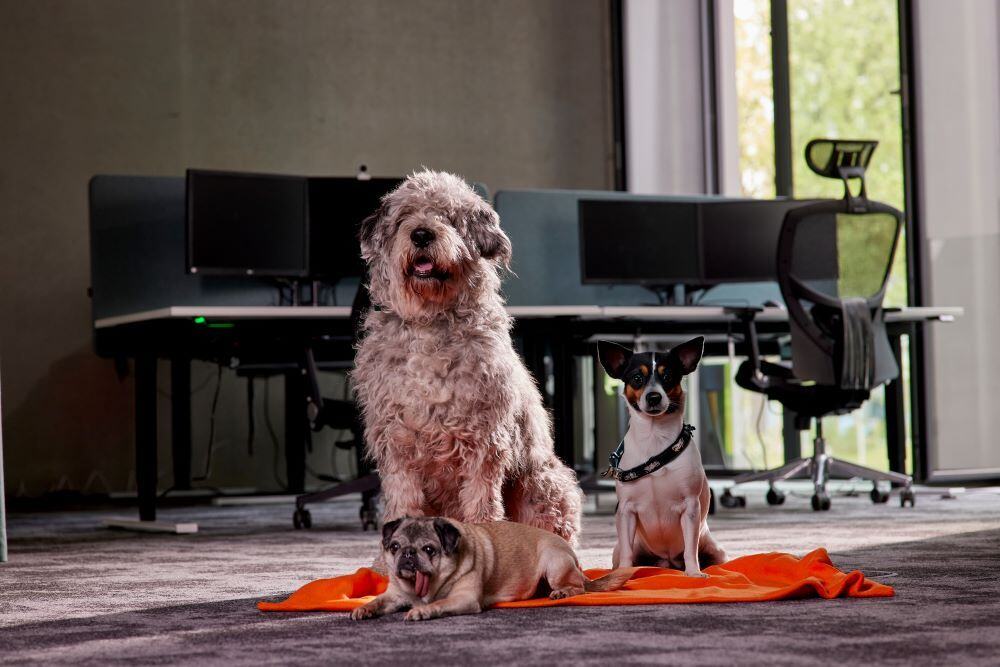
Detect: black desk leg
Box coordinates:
(519, 329, 550, 405)
(135, 355, 158, 522)
(551, 334, 576, 469)
(284, 370, 307, 493)
(884, 333, 907, 476)
(170, 355, 192, 491)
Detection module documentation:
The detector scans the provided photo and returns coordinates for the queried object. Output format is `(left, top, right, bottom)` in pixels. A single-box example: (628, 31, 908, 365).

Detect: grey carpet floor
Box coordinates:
(2, 483, 999, 666)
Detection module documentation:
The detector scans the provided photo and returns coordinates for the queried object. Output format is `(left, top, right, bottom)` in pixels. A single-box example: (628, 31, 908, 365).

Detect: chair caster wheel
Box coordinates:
(900, 487, 916, 508)
(811, 492, 831, 511)
(870, 486, 890, 504)
(720, 489, 746, 508)
(293, 508, 312, 530)
(766, 487, 786, 505)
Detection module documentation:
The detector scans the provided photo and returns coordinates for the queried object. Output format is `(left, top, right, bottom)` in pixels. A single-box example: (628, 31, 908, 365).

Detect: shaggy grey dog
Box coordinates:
(353, 170, 582, 545)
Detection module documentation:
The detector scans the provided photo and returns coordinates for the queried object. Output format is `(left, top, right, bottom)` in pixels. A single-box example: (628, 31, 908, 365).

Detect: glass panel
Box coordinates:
(729, 0, 912, 475)
(800, 384, 888, 470)
(834, 212, 898, 298)
(734, 0, 776, 198)
(787, 0, 908, 307)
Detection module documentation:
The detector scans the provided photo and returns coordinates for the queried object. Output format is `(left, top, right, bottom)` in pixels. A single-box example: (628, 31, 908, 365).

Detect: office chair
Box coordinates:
(292, 280, 380, 530)
(721, 139, 915, 511)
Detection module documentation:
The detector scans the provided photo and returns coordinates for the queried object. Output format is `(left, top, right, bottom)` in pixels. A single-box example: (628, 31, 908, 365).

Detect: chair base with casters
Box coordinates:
(292, 349, 382, 531)
(719, 418, 915, 511)
(293, 471, 381, 530)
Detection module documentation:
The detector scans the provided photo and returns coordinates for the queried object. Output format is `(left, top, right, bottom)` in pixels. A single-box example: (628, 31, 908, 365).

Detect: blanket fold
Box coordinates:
(257, 548, 892, 612)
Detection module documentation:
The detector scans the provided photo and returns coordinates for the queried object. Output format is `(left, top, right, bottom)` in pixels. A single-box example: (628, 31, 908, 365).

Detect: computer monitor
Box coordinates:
(699, 199, 815, 282)
(186, 170, 309, 277)
(578, 198, 816, 287)
(579, 200, 701, 285)
(307, 177, 402, 281)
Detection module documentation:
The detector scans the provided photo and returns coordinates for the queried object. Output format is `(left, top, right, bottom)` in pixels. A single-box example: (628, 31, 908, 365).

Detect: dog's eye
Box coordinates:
(422, 545, 436, 557)
(389, 542, 400, 554)
(629, 374, 644, 387)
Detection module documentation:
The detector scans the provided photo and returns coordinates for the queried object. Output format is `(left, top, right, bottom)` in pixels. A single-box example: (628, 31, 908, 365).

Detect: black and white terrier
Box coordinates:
(598, 337, 726, 576)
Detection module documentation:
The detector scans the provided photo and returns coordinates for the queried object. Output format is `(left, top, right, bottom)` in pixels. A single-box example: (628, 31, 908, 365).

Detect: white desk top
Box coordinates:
(94, 304, 964, 329)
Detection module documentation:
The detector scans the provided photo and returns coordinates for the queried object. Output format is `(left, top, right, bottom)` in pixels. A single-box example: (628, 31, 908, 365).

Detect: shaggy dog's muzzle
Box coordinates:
(393, 218, 467, 308)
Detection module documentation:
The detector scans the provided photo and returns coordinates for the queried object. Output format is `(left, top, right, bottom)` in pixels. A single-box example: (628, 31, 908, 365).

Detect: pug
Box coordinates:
(350, 517, 637, 622)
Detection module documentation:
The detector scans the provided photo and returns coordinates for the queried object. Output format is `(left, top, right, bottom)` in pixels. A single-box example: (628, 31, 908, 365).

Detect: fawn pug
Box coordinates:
(351, 517, 636, 622)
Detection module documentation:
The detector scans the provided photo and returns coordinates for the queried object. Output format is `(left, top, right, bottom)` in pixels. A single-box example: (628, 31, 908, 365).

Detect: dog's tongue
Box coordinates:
(414, 260, 434, 273)
(415, 571, 429, 598)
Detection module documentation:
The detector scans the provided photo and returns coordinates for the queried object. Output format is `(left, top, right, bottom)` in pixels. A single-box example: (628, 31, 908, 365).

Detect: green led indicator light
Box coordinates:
(207, 322, 235, 329)
(194, 316, 206, 324)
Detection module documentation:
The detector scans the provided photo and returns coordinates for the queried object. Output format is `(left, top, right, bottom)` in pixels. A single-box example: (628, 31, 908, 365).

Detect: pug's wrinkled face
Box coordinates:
(381, 517, 462, 598)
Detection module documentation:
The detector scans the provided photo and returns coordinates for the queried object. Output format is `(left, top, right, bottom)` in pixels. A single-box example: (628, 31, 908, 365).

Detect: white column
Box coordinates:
(713, 0, 742, 196)
(624, 0, 711, 194)
(913, 0, 1000, 479)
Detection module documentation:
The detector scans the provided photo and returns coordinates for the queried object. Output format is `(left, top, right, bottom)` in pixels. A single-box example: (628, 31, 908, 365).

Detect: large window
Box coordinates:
(731, 0, 911, 471)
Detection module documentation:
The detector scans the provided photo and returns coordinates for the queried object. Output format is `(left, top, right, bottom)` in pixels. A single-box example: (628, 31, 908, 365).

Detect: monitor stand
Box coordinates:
(645, 284, 686, 305)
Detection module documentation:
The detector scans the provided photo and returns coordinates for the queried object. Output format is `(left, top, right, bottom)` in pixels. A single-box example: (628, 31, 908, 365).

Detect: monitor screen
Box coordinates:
(187, 170, 309, 277)
(579, 200, 701, 284)
(699, 199, 811, 282)
(307, 177, 402, 280)
(580, 198, 817, 287)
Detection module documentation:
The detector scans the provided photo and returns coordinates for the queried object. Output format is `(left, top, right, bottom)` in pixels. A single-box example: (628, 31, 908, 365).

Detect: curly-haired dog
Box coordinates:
(352, 170, 582, 544)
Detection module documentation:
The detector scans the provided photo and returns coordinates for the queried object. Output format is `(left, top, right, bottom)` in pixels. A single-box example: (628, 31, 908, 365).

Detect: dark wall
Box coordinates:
(0, 0, 614, 496)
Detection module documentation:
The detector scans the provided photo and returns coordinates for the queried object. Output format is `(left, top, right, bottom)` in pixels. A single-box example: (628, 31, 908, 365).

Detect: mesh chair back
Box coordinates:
(776, 199, 903, 389)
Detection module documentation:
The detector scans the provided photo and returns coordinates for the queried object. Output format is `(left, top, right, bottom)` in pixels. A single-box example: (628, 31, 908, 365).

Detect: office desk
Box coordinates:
(95, 304, 961, 527)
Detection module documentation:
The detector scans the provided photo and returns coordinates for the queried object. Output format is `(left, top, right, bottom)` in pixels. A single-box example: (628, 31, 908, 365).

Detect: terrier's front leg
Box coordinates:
(680, 497, 708, 578)
(613, 499, 639, 568)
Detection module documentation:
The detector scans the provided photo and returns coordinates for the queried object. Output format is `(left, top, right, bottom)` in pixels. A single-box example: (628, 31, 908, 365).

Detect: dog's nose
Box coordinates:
(401, 546, 417, 558)
(645, 392, 662, 407)
(410, 228, 435, 248)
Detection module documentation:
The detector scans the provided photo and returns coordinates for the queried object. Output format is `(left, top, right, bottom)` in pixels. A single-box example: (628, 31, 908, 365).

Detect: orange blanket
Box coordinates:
(257, 548, 892, 612)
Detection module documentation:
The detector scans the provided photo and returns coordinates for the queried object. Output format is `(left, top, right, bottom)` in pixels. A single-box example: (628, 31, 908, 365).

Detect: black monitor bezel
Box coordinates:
(577, 198, 702, 286)
(186, 168, 310, 278)
(306, 176, 403, 281)
(577, 197, 816, 287)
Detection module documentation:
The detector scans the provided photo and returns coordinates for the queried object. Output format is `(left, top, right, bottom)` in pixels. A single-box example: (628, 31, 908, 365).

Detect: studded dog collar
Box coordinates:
(601, 424, 696, 482)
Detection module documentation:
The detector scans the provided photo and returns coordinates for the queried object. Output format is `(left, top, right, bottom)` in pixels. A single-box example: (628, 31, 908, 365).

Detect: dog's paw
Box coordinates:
(351, 606, 376, 621)
(404, 606, 436, 622)
(684, 570, 709, 579)
(549, 587, 583, 600)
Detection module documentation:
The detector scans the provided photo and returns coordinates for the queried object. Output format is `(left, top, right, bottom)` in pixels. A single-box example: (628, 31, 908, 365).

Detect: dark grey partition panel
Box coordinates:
(494, 188, 784, 307)
(89, 175, 286, 323)
(88, 175, 487, 325)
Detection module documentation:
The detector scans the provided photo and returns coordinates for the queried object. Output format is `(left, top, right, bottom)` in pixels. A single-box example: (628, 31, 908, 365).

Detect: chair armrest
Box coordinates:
(725, 307, 764, 375)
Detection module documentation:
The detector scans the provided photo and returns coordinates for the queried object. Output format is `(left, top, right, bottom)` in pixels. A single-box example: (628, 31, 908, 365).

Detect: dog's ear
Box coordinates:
(598, 340, 632, 379)
(433, 518, 461, 556)
(359, 201, 387, 256)
(671, 336, 704, 375)
(381, 518, 403, 550)
(468, 201, 512, 269)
